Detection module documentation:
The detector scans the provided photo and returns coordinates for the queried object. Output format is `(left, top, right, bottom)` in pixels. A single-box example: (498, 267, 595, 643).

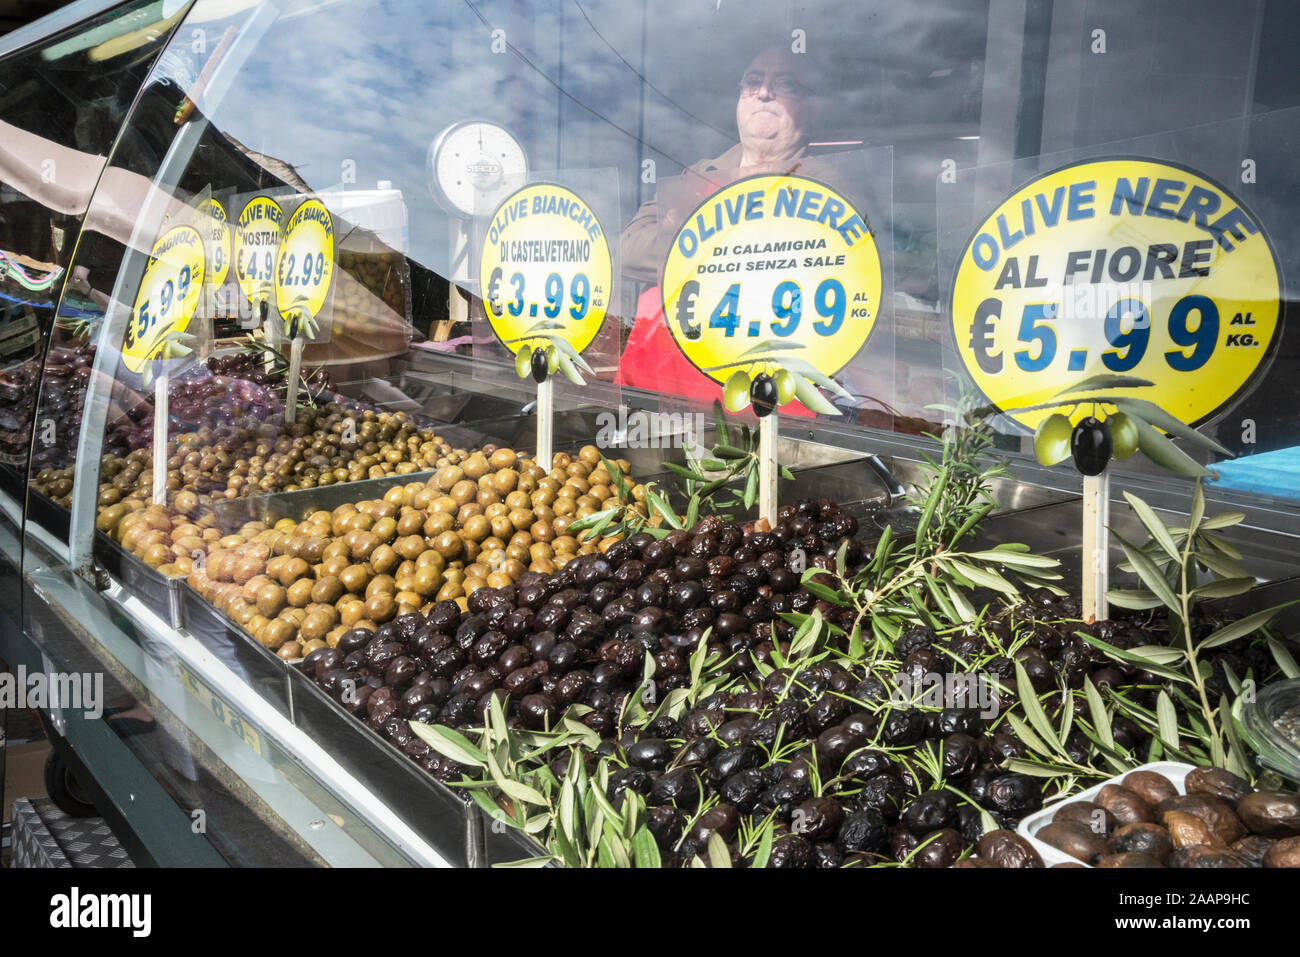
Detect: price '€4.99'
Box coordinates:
(661, 174, 883, 383)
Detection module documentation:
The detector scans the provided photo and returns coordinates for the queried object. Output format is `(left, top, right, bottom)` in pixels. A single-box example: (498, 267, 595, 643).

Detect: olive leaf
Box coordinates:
(631, 827, 661, 868)
(1129, 413, 1214, 479)
(1014, 662, 1070, 761)
(1109, 397, 1231, 456)
(1196, 600, 1299, 652)
(1082, 676, 1114, 751)
(1268, 638, 1300, 679)
(1110, 528, 1180, 611)
(1052, 373, 1155, 395)
(1156, 691, 1180, 751)
(752, 819, 775, 868)
(792, 373, 839, 415)
(774, 356, 853, 400)
(1122, 491, 1180, 563)
(408, 721, 487, 767)
(706, 831, 733, 868)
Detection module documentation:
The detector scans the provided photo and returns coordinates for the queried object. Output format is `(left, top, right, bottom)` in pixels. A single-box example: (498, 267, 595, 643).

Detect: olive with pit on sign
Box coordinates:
(1070, 416, 1112, 476)
(530, 347, 550, 382)
(750, 372, 777, 417)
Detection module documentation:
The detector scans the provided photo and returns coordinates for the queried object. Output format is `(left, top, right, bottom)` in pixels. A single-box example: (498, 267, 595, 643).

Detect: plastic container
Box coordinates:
(1238, 677, 1300, 785)
(1017, 761, 1196, 867)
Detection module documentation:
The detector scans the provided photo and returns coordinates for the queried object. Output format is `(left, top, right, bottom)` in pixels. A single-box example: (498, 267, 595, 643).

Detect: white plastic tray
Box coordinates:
(1016, 761, 1196, 867)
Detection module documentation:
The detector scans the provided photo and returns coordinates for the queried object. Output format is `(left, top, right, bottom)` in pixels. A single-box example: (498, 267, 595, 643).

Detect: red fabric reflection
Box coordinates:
(616, 286, 814, 417)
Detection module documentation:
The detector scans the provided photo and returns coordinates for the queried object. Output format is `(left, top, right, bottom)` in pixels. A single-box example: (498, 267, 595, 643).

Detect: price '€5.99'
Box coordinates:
(951, 159, 1282, 429)
(662, 174, 882, 383)
(123, 225, 205, 373)
(479, 183, 612, 357)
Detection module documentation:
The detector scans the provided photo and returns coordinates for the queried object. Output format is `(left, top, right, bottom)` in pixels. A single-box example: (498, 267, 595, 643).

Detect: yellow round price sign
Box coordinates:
(275, 198, 335, 337)
(199, 198, 231, 288)
(123, 225, 205, 373)
(662, 174, 882, 382)
(234, 196, 283, 309)
(951, 158, 1282, 429)
(480, 183, 611, 354)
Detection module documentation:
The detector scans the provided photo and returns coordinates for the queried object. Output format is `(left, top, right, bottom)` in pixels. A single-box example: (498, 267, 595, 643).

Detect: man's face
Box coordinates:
(735, 49, 810, 158)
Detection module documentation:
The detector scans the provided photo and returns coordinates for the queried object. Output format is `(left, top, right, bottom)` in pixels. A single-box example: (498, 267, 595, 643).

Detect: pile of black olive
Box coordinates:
(296, 495, 1289, 867)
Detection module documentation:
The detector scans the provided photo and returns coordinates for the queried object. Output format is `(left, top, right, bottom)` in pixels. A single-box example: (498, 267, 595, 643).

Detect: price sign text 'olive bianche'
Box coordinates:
(480, 183, 611, 356)
(662, 174, 882, 383)
(951, 158, 1282, 429)
(275, 198, 335, 338)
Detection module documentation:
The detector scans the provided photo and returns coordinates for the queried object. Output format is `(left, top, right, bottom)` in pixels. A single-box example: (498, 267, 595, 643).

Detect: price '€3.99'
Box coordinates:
(485, 266, 596, 324)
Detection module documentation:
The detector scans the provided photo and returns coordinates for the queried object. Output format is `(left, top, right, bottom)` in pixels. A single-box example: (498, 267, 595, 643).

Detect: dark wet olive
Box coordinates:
(607, 767, 651, 807)
(987, 773, 1043, 817)
(530, 347, 549, 381)
(902, 790, 958, 836)
(1054, 800, 1116, 836)
(1230, 835, 1276, 867)
(1107, 822, 1173, 863)
(675, 737, 719, 766)
(1095, 852, 1163, 868)
(649, 765, 701, 807)
(791, 797, 844, 842)
(942, 732, 979, 780)
(518, 693, 558, 730)
(767, 833, 813, 868)
(881, 709, 925, 746)
(976, 829, 1043, 868)
(758, 777, 812, 819)
(855, 774, 908, 821)
(1167, 846, 1247, 868)
(719, 768, 766, 812)
(1184, 766, 1252, 806)
(708, 744, 759, 784)
(646, 805, 685, 848)
(689, 804, 740, 845)
(1037, 820, 1106, 863)
(1070, 416, 1112, 476)
(840, 748, 892, 781)
(912, 828, 964, 868)
(625, 737, 673, 771)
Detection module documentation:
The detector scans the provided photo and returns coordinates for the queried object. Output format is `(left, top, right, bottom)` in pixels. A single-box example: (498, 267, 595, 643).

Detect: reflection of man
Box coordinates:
(617, 47, 818, 407)
(621, 46, 815, 284)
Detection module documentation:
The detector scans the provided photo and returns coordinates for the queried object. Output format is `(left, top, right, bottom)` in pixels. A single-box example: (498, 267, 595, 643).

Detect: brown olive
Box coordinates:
(975, 830, 1043, 868)
(1164, 810, 1224, 849)
(1166, 846, 1247, 868)
(286, 578, 315, 608)
(1036, 820, 1106, 863)
(1236, 791, 1300, 838)
(1184, 766, 1252, 805)
(1095, 852, 1163, 868)
(1053, 800, 1116, 837)
(1122, 770, 1178, 807)
(1263, 836, 1300, 868)
(1157, 793, 1245, 844)
(1095, 784, 1154, 826)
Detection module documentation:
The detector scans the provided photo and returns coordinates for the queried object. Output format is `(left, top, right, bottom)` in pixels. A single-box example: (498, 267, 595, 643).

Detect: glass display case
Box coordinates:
(2, 0, 1299, 868)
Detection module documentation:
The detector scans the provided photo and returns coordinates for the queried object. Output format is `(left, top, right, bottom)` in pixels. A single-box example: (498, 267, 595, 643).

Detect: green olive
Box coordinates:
(546, 345, 559, 375)
(1107, 412, 1139, 460)
(1033, 412, 1073, 466)
(723, 370, 751, 413)
(774, 368, 797, 406)
(515, 345, 533, 378)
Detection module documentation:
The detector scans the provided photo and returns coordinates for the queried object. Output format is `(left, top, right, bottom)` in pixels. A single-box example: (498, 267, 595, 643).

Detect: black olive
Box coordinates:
(855, 774, 908, 821)
(834, 809, 889, 853)
(1107, 822, 1173, 863)
(767, 833, 813, 868)
(816, 724, 866, 765)
(1167, 846, 1248, 868)
(1229, 835, 1276, 868)
(530, 348, 549, 382)
(518, 693, 558, 730)
(649, 765, 701, 807)
(955, 804, 988, 847)
(607, 767, 651, 807)
(941, 732, 980, 780)
(791, 797, 844, 842)
(840, 748, 891, 781)
(647, 805, 685, 848)
(758, 777, 812, 820)
(644, 715, 679, 739)
(912, 828, 964, 868)
(812, 842, 843, 869)
(708, 744, 760, 784)
(625, 737, 674, 771)
(676, 737, 719, 766)
(804, 693, 851, 735)
(902, 790, 958, 836)
(409, 702, 439, 724)
(689, 804, 740, 845)
(1185, 766, 1252, 806)
(719, 768, 766, 812)
(1070, 416, 1112, 476)
(881, 708, 925, 746)
(750, 373, 777, 417)
(987, 773, 1043, 818)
